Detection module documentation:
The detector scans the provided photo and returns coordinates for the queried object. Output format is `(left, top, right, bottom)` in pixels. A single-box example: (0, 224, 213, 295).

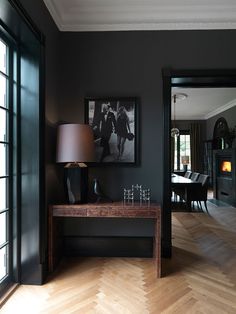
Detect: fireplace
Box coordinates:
(213, 149, 236, 206)
(221, 161, 231, 173)
(220, 159, 232, 176)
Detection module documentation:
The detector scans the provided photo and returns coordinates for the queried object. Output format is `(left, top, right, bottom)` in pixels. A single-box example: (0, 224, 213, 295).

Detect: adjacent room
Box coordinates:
(0, 0, 236, 313)
(171, 87, 236, 212)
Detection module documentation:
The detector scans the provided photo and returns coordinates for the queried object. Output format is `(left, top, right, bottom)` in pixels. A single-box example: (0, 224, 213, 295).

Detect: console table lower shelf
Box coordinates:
(48, 202, 161, 278)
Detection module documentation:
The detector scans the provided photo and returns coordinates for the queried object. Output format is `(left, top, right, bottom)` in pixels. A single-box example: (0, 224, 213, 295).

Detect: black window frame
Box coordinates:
(0, 31, 17, 295)
(174, 130, 190, 171)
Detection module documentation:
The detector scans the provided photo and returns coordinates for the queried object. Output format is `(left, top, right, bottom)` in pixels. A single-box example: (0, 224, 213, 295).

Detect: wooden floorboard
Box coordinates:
(1, 201, 236, 313)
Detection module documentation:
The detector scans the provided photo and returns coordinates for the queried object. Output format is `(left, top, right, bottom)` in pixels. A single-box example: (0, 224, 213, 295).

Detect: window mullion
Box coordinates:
(0, 36, 12, 288)
(177, 136, 180, 170)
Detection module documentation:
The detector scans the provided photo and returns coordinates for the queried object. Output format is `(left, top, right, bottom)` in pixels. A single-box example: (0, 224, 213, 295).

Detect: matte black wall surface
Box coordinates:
(57, 31, 236, 255)
(18, 0, 62, 281)
(17, 1, 63, 206)
(58, 30, 236, 203)
(20, 41, 42, 284)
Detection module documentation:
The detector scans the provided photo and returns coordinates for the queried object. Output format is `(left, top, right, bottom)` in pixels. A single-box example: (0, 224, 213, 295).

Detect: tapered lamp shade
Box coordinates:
(56, 124, 95, 163)
(181, 155, 190, 165)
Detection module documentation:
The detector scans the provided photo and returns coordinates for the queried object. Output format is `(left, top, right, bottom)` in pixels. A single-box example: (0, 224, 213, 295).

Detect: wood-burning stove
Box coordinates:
(213, 149, 236, 206)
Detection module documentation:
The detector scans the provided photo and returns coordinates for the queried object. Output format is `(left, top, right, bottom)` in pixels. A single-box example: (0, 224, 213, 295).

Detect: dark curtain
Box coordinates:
(190, 123, 202, 172)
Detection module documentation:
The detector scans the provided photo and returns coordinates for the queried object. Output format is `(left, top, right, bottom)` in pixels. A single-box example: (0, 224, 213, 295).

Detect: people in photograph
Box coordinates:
(94, 103, 116, 161)
(116, 106, 131, 160)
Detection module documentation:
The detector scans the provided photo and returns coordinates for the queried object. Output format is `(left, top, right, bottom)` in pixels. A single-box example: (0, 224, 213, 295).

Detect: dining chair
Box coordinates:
(173, 172, 191, 202)
(187, 174, 209, 214)
(191, 172, 200, 181)
(184, 171, 192, 179)
(196, 174, 207, 184)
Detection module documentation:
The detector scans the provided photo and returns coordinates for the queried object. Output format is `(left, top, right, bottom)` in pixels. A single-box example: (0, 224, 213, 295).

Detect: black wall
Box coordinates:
(56, 31, 236, 255)
(58, 30, 236, 202)
(18, 0, 63, 280)
(18, 0, 63, 205)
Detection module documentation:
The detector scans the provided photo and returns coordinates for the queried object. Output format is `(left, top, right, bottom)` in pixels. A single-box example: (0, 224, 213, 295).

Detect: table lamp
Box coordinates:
(56, 124, 95, 204)
(181, 155, 190, 172)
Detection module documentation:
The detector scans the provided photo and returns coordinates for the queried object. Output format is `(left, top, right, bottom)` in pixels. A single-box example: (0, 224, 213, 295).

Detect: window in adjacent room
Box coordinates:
(174, 131, 191, 171)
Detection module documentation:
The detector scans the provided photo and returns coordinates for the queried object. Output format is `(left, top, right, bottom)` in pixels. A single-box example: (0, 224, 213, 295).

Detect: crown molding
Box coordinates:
(43, 0, 62, 30)
(175, 116, 206, 121)
(59, 22, 236, 32)
(43, 0, 236, 32)
(57, 22, 236, 32)
(204, 99, 236, 120)
(176, 99, 236, 121)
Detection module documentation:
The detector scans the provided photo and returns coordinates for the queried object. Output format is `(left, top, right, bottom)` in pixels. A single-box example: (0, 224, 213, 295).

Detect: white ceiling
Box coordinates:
(43, 0, 236, 32)
(172, 87, 236, 120)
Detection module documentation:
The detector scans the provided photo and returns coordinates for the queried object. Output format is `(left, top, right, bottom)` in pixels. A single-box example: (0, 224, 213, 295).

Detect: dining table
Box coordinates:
(171, 174, 201, 210)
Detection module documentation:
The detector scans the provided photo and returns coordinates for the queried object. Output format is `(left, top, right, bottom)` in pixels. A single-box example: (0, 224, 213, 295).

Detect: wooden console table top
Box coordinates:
(49, 202, 161, 278)
(51, 202, 161, 218)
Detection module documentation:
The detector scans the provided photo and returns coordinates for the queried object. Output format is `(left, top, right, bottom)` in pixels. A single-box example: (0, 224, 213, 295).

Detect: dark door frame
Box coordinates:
(162, 68, 236, 258)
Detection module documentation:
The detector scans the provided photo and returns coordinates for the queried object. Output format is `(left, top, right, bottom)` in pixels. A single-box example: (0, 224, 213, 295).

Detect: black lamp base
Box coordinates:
(183, 164, 188, 172)
(64, 167, 88, 204)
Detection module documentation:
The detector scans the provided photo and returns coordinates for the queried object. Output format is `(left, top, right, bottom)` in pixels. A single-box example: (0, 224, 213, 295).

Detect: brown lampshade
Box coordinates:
(56, 124, 95, 163)
(181, 155, 190, 165)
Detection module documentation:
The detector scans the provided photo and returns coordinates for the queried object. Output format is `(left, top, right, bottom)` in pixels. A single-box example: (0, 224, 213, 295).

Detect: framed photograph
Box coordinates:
(85, 97, 139, 165)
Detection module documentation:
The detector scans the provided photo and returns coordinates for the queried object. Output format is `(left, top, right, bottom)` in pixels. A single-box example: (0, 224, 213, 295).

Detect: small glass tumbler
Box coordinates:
(141, 189, 151, 206)
(123, 188, 134, 205)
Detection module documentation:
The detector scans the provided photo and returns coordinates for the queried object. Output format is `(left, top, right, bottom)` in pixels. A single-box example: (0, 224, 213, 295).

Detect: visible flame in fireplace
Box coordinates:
(221, 161, 231, 172)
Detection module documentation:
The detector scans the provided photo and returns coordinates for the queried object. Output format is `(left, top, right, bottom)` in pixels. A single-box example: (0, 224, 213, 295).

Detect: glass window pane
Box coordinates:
(0, 74, 8, 108)
(0, 40, 7, 74)
(0, 246, 8, 281)
(0, 178, 7, 211)
(0, 108, 7, 142)
(0, 212, 7, 245)
(0, 143, 8, 176)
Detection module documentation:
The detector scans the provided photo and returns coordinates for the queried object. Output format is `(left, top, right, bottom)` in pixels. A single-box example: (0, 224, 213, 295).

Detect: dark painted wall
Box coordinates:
(16, 0, 61, 281)
(58, 30, 236, 202)
(206, 105, 236, 148)
(18, 0, 63, 205)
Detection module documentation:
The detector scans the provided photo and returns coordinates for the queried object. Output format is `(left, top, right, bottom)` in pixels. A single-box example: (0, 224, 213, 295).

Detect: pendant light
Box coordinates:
(171, 93, 188, 138)
(171, 94, 180, 138)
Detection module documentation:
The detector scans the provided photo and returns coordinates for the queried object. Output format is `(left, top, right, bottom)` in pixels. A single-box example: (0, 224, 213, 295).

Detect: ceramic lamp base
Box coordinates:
(64, 167, 88, 204)
(183, 164, 188, 172)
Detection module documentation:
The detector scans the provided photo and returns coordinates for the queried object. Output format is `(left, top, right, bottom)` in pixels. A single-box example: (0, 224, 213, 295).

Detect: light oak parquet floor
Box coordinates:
(1, 201, 236, 313)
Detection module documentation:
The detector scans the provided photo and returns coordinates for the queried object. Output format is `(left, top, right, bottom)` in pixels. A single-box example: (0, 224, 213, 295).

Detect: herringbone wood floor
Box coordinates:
(1, 202, 236, 313)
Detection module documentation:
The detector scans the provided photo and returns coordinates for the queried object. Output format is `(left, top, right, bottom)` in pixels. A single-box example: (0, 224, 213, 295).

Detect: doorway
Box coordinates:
(162, 69, 236, 257)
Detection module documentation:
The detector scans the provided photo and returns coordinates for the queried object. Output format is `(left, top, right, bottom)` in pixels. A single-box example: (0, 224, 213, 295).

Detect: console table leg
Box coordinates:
(48, 206, 62, 272)
(154, 217, 161, 278)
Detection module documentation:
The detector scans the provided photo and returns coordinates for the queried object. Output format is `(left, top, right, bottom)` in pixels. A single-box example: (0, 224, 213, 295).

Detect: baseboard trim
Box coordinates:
(0, 283, 19, 309)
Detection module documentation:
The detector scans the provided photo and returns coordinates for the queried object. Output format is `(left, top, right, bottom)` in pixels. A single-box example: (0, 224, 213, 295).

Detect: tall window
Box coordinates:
(174, 132, 191, 171)
(0, 38, 11, 289)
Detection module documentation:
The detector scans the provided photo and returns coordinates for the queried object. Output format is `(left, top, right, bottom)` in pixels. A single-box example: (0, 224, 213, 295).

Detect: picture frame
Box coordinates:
(85, 97, 139, 165)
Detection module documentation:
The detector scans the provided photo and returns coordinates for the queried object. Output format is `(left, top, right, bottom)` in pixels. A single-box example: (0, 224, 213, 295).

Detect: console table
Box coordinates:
(48, 202, 161, 277)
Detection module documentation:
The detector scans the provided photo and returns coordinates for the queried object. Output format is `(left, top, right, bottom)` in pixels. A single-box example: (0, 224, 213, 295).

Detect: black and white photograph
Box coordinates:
(85, 98, 138, 164)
